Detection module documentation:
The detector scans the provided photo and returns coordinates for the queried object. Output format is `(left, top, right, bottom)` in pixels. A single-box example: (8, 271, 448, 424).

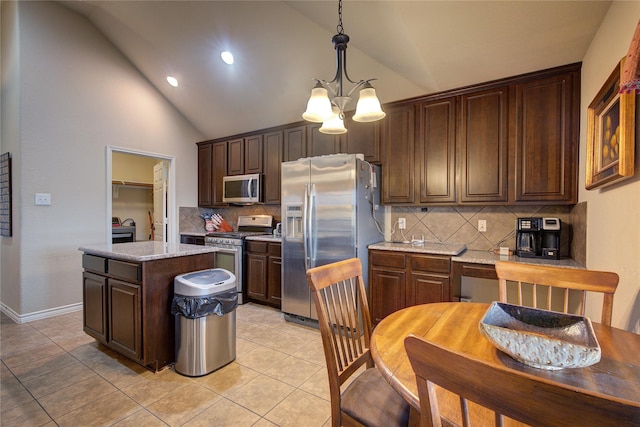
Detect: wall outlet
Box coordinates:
(398, 218, 406, 230)
(35, 193, 51, 206)
(477, 219, 487, 232)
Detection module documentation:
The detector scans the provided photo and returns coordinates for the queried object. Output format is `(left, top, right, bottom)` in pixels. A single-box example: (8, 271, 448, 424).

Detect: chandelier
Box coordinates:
(302, 0, 385, 134)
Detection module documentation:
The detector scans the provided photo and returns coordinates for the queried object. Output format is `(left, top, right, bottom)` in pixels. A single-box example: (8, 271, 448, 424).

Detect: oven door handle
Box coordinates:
(212, 247, 239, 254)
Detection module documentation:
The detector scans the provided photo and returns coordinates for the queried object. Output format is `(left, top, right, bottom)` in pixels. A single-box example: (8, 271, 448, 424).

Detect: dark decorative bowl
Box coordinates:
(479, 302, 601, 370)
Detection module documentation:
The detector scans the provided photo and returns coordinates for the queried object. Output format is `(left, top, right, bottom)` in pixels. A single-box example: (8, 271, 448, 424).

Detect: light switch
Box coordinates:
(35, 193, 51, 206)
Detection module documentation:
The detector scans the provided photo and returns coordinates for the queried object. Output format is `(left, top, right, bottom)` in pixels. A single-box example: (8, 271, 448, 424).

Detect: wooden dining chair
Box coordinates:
(404, 334, 629, 427)
(494, 261, 619, 325)
(306, 258, 411, 427)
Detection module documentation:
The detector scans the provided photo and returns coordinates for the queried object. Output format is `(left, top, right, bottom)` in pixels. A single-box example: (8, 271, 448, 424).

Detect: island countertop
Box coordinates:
(368, 241, 467, 256)
(79, 241, 218, 262)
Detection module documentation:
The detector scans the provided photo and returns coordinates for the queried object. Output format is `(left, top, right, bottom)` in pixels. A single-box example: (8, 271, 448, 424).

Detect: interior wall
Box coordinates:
(580, 2, 640, 332)
(112, 187, 153, 242)
(112, 152, 157, 184)
(0, 1, 23, 312)
(1, 1, 203, 319)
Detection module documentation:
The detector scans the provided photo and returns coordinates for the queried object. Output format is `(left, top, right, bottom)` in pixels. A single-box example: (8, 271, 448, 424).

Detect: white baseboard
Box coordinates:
(0, 302, 83, 324)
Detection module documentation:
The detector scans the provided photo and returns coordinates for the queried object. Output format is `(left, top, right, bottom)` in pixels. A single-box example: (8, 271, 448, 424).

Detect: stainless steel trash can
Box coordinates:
(172, 269, 237, 377)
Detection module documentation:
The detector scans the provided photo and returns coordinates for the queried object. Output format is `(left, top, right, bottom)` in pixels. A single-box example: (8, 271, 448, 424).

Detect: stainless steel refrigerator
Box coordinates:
(281, 153, 382, 322)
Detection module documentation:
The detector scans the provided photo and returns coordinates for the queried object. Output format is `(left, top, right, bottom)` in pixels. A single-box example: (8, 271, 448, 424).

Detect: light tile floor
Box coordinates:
(1, 303, 334, 426)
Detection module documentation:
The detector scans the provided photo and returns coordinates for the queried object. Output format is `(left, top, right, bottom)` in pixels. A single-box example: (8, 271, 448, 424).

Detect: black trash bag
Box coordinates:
(171, 288, 238, 319)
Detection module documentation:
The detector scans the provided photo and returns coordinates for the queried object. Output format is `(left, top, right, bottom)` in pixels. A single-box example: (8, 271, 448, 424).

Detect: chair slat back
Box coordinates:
(405, 334, 632, 426)
(494, 261, 618, 325)
(306, 258, 373, 385)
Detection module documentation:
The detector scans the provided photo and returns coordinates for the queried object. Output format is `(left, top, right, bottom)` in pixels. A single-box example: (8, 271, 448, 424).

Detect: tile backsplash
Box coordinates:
(180, 202, 586, 261)
(179, 205, 282, 233)
(388, 205, 575, 255)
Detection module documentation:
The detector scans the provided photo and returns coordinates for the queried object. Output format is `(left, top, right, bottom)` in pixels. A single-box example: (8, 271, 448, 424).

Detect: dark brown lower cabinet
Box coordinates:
(81, 252, 215, 371)
(370, 267, 406, 324)
(369, 249, 452, 324)
(82, 271, 107, 343)
(246, 241, 281, 308)
(108, 278, 142, 361)
(268, 249, 282, 306)
(180, 234, 205, 245)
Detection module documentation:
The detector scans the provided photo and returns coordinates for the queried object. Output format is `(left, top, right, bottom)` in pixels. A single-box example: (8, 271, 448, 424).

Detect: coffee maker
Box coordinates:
(515, 217, 561, 260)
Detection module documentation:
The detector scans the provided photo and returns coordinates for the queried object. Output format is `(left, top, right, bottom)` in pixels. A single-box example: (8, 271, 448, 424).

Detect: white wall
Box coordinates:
(112, 152, 157, 184)
(0, 1, 23, 313)
(112, 187, 154, 242)
(580, 2, 640, 332)
(1, 1, 203, 319)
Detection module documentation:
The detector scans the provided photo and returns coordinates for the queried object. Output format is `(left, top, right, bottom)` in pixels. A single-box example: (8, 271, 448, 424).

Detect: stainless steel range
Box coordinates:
(205, 215, 273, 304)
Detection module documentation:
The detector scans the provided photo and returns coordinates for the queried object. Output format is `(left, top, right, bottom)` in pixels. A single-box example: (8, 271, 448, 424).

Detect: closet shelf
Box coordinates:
(112, 180, 153, 189)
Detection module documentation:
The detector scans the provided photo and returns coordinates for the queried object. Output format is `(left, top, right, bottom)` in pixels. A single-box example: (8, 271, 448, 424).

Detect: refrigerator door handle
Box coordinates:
(303, 183, 310, 271)
(308, 183, 316, 267)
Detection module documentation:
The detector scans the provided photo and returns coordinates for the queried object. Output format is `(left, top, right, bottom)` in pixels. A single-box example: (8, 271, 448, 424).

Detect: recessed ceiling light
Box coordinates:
(221, 51, 234, 65)
(166, 76, 178, 87)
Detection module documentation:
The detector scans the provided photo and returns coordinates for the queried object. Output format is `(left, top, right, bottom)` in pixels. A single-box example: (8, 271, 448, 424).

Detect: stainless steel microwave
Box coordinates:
(223, 173, 262, 204)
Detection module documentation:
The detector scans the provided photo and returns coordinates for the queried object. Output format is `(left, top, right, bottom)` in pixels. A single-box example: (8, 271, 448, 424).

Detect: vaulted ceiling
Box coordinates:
(60, 0, 611, 139)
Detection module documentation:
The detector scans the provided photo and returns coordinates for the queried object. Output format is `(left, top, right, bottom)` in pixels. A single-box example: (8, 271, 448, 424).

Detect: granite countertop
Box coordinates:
(246, 235, 282, 243)
(79, 241, 218, 262)
(368, 241, 467, 256)
(452, 249, 585, 269)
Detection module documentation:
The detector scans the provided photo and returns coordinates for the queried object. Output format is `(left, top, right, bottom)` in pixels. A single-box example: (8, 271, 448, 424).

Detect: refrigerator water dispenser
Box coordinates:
(285, 203, 303, 240)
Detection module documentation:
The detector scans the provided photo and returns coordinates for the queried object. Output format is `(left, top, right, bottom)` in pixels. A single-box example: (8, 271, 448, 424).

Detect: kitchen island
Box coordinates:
(79, 242, 218, 371)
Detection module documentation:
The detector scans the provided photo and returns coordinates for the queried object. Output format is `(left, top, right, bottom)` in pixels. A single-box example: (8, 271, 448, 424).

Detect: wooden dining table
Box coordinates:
(370, 302, 640, 426)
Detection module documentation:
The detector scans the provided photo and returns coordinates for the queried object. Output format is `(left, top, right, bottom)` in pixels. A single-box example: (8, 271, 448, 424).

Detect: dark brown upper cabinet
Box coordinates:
(284, 125, 307, 162)
(228, 135, 263, 176)
(198, 141, 228, 207)
(211, 141, 228, 206)
(197, 143, 213, 207)
(511, 69, 579, 204)
(306, 123, 344, 157)
(227, 138, 244, 176)
(244, 134, 264, 175)
(417, 97, 457, 204)
(263, 130, 283, 205)
(197, 63, 581, 208)
(458, 86, 510, 204)
(381, 102, 415, 204)
(342, 114, 382, 164)
(197, 140, 227, 207)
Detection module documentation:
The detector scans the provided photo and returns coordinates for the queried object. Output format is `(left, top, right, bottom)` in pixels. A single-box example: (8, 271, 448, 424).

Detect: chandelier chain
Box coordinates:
(302, 0, 385, 132)
(336, 0, 344, 35)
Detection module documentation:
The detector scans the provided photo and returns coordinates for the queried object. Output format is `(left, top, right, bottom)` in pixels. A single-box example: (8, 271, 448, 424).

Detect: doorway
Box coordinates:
(106, 147, 176, 245)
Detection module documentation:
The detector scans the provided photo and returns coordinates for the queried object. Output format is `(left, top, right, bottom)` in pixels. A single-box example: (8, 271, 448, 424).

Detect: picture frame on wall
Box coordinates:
(586, 57, 636, 190)
(0, 152, 12, 237)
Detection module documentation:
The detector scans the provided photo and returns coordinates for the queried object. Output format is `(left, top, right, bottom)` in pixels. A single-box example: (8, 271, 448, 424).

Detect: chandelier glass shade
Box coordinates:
(302, 0, 385, 134)
(319, 106, 347, 134)
(302, 84, 334, 123)
(352, 82, 385, 122)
